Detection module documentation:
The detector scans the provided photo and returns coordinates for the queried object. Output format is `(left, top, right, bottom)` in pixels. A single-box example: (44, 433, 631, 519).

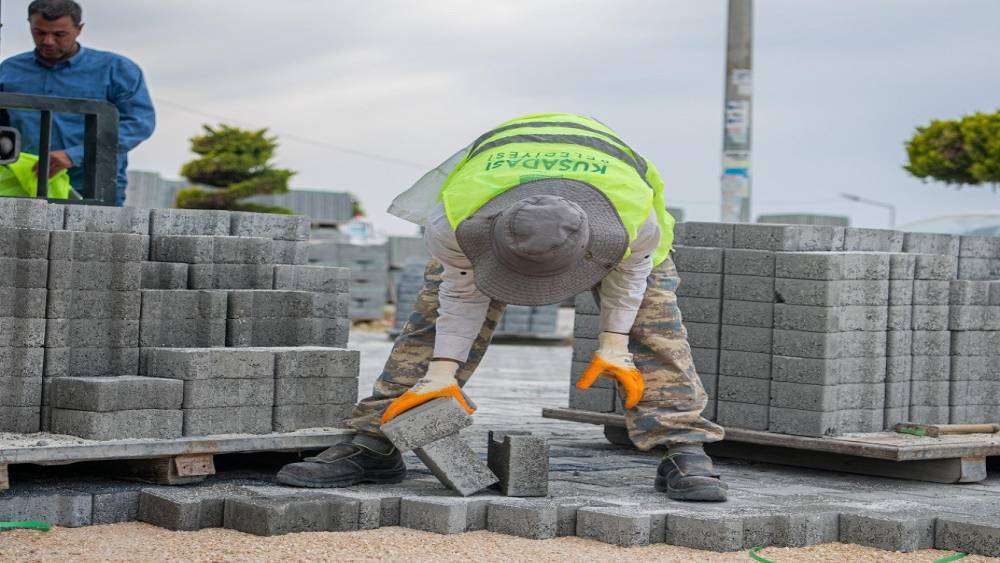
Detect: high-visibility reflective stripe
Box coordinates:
(469, 120, 634, 156)
(467, 133, 652, 189)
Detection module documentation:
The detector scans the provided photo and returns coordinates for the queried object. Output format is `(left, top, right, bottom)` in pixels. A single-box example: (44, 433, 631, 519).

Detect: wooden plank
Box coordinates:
(541, 407, 1000, 461)
(110, 455, 214, 486)
(173, 454, 215, 478)
(705, 441, 989, 484)
(0, 429, 353, 466)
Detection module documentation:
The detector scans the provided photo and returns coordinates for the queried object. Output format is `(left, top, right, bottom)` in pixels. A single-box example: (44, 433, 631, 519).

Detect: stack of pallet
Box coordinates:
(569, 222, 1000, 437)
(0, 198, 361, 440)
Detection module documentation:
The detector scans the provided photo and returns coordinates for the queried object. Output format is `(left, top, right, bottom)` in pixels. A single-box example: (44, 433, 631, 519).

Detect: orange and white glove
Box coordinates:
(381, 360, 475, 424)
(576, 332, 645, 409)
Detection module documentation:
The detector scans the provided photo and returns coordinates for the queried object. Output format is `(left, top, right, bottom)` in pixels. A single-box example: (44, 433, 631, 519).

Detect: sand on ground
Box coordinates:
(2, 523, 995, 562)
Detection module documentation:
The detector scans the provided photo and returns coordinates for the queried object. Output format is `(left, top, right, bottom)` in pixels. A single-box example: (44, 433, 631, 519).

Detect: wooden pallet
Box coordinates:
(542, 407, 1000, 484)
(0, 429, 354, 490)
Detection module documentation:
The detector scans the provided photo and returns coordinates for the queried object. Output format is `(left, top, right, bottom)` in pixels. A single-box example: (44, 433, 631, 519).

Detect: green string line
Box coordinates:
(932, 553, 967, 563)
(0, 521, 51, 532)
(748, 547, 774, 563)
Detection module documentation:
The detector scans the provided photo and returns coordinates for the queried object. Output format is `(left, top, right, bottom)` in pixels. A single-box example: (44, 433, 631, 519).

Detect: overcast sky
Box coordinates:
(3, 0, 999, 235)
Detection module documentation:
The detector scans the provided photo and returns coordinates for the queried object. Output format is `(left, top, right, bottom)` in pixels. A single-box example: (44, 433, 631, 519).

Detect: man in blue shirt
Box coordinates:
(0, 0, 155, 205)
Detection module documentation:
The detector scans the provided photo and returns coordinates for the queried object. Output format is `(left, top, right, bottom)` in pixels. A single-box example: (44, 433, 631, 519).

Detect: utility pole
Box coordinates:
(720, 0, 753, 223)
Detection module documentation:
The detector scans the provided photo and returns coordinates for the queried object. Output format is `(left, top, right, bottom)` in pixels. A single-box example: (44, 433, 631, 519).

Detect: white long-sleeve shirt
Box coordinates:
(425, 203, 660, 362)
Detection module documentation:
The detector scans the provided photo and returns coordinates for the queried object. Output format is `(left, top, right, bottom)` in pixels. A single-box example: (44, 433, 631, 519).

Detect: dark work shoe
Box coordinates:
(655, 444, 728, 502)
(275, 434, 406, 488)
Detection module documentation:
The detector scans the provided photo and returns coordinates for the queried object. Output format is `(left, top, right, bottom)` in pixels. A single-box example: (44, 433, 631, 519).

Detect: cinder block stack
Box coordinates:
(273, 265, 351, 348)
(271, 347, 359, 432)
(226, 290, 322, 347)
(334, 243, 388, 320)
(150, 235, 273, 290)
(47, 376, 183, 440)
(230, 211, 309, 266)
(948, 281, 1000, 423)
(909, 254, 956, 424)
(393, 260, 425, 333)
(885, 252, 916, 428)
(139, 290, 227, 348)
(957, 235, 1000, 281)
(0, 226, 49, 432)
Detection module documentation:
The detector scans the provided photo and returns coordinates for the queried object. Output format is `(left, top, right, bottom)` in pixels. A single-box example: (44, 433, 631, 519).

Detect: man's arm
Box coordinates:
(598, 212, 660, 333)
(63, 57, 155, 167)
(425, 205, 491, 363)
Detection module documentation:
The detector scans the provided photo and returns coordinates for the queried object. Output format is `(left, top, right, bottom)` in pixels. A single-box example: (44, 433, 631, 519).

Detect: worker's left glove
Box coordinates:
(380, 360, 475, 424)
(576, 332, 645, 409)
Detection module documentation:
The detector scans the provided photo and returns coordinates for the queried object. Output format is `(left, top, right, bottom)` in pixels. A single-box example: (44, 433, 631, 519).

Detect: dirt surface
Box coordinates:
(3, 523, 992, 562)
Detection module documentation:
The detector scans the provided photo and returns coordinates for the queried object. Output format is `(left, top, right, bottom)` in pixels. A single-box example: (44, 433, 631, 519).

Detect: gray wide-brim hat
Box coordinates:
(455, 178, 629, 306)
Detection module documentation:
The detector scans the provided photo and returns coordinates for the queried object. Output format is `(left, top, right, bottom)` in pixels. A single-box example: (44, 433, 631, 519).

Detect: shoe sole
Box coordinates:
(275, 468, 407, 489)
(655, 477, 728, 502)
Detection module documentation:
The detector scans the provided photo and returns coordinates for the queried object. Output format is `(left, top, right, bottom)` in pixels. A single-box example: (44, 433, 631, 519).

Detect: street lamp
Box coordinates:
(840, 193, 896, 228)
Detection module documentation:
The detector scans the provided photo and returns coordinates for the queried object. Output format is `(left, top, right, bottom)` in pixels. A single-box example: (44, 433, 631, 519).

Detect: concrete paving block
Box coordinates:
(487, 499, 558, 539)
(910, 355, 950, 381)
(64, 205, 150, 234)
(912, 305, 950, 331)
(768, 407, 839, 437)
(723, 274, 774, 303)
(886, 330, 913, 356)
(150, 208, 230, 236)
(0, 405, 40, 432)
(716, 400, 768, 430)
(141, 261, 189, 289)
(758, 510, 840, 548)
(89, 484, 144, 525)
(886, 355, 912, 382)
(48, 260, 141, 291)
(690, 347, 720, 375)
(775, 251, 890, 281)
(272, 240, 309, 265)
(950, 280, 991, 305)
(380, 398, 473, 452)
(49, 231, 148, 262)
(149, 235, 211, 263)
(46, 289, 141, 319)
(45, 318, 139, 348)
(718, 375, 770, 405)
(43, 346, 139, 378)
(910, 380, 950, 406)
(313, 292, 350, 319)
(666, 513, 744, 551)
(140, 317, 226, 347)
(138, 485, 253, 531)
(571, 337, 599, 363)
(0, 257, 48, 288)
(0, 197, 48, 229)
(47, 202, 66, 229)
(139, 289, 227, 319)
(0, 347, 44, 378)
(272, 346, 359, 379)
(677, 272, 723, 298)
(908, 405, 951, 424)
(734, 224, 845, 252)
(273, 377, 356, 406)
(910, 330, 951, 356)
(574, 292, 599, 315)
(948, 331, 996, 356)
(226, 317, 323, 347)
(573, 312, 601, 338)
(0, 226, 50, 259)
(48, 376, 183, 411)
(576, 506, 651, 547)
(773, 304, 887, 332)
(184, 377, 275, 408)
(774, 278, 889, 307)
(720, 248, 774, 277)
(398, 496, 492, 534)
(949, 305, 986, 331)
(838, 513, 935, 552)
(889, 252, 917, 280)
(699, 372, 718, 398)
(984, 306, 1000, 330)
(843, 228, 904, 252)
(143, 347, 274, 380)
(772, 329, 887, 359)
(721, 299, 772, 327)
(487, 431, 549, 497)
(718, 350, 770, 379)
(770, 381, 884, 411)
(416, 434, 499, 496)
(0, 287, 46, 318)
(683, 321, 720, 349)
(226, 289, 315, 319)
(914, 254, 958, 280)
(0, 317, 46, 347)
(273, 264, 350, 293)
(183, 406, 272, 436)
(949, 356, 991, 381)
(230, 211, 310, 241)
(271, 403, 355, 432)
(0, 376, 41, 406)
(189, 263, 274, 289)
(0, 486, 92, 527)
(903, 232, 959, 256)
(224, 494, 359, 536)
(887, 305, 913, 331)
(678, 222, 734, 248)
(935, 516, 1000, 557)
(885, 380, 911, 409)
(958, 257, 992, 280)
(958, 235, 1000, 258)
(671, 246, 724, 273)
(50, 408, 182, 440)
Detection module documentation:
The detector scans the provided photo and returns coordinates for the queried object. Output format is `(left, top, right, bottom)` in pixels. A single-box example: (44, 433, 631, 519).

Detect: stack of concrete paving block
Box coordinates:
(381, 398, 498, 496)
(948, 280, 1000, 423)
(0, 226, 49, 432)
(885, 252, 916, 429)
(497, 305, 559, 336)
(139, 290, 227, 348)
(393, 260, 425, 332)
(909, 253, 956, 424)
(569, 291, 614, 412)
(230, 211, 309, 266)
(331, 242, 388, 320)
(388, 235, 429, 269)
(149, 235, 273, 290)
(46, 376, 183, 440)
(270, 347, 360, 432)
(957, 235, 1000, 280)
(273, 265, 351, 348)
(226, 290, 325, 347)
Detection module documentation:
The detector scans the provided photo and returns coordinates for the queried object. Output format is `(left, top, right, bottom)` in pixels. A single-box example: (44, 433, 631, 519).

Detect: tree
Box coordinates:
(175, 124, 295, 213)
(905, 110, 1000, 188)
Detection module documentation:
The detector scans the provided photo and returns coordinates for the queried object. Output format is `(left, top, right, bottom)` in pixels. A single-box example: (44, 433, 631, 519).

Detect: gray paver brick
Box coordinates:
(487, 499, 558, 540)
(381, 398, 473, 452)
(415, 434, 499, 496)
(48, 376, 183, 411)
(487, 431, 549, 497)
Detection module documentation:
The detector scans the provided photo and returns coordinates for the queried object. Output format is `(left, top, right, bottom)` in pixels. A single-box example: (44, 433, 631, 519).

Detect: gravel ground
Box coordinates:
(3, 523, 991, 562)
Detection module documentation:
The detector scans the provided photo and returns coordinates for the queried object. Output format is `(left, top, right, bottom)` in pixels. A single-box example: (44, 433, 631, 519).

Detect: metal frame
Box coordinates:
(0, 92, 119, 205)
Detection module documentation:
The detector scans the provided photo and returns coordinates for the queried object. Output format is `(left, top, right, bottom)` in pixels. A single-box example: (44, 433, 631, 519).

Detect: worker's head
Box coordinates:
(455, 178, 628, 306)
(28, 0, 83, 63)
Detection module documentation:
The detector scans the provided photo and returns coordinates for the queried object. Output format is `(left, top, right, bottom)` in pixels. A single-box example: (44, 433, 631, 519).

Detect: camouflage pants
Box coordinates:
(344, 258, 724, 450)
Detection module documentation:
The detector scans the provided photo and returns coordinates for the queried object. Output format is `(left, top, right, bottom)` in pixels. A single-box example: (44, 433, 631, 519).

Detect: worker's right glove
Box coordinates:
(576, 332, 645, 409)
(380, 360, 475, 424)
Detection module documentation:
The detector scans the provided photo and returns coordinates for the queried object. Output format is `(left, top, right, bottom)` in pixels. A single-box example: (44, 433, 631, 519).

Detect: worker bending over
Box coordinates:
(278, 113, 727, 502)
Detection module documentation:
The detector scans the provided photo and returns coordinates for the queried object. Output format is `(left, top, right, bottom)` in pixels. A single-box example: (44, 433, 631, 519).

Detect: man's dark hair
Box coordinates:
(28, 0, 83, 27)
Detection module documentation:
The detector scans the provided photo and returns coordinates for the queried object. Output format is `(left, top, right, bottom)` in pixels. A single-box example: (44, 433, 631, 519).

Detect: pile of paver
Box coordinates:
(570, 222, 1000, 436)
(309, 240, 388, 320)
(0, 197, 360, 440)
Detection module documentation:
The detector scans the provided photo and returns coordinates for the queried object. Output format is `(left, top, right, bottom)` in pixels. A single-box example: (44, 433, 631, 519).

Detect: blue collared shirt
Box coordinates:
(0, 45, 155, 204)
